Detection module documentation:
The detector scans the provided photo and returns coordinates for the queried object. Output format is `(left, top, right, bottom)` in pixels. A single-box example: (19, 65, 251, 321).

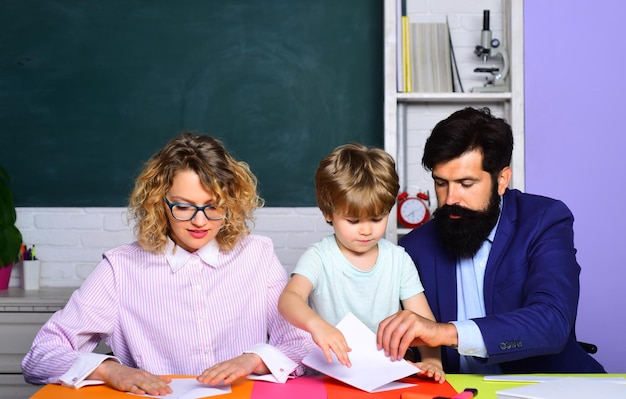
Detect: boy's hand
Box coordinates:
(413, 360, 446, 383)
(311, 324, 352, 367)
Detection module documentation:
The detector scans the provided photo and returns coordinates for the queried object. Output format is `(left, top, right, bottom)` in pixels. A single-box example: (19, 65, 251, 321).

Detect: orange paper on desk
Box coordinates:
(30, 377, 255, 399)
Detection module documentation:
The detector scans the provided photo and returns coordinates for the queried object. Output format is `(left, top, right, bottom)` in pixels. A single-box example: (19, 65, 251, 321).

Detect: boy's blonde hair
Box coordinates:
(315, 143, 399, 219)
(128, 132, 263, 253)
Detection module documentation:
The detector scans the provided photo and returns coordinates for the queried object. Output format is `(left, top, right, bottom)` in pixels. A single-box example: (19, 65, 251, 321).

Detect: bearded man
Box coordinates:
(376, 107, 605, 374)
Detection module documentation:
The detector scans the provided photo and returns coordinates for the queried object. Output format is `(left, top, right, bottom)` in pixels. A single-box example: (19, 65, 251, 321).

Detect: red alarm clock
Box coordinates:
(397, 190, 430, 228)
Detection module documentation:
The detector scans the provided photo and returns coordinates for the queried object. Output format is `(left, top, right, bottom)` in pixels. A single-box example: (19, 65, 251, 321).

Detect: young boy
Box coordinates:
(278, 143, 445, 383)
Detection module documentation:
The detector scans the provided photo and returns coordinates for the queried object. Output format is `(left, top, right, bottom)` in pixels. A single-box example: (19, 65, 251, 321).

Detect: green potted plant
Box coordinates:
(0, 165, 22, 274)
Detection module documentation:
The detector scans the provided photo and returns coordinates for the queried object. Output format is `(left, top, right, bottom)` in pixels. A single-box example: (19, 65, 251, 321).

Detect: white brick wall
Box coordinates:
(11, 207, 334, 288)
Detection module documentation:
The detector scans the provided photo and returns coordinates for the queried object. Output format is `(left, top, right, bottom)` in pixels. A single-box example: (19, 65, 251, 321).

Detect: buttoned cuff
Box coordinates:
(243, 343, 297, 383)
(59, 353, 120, 389)
(450, 320, 488, 358)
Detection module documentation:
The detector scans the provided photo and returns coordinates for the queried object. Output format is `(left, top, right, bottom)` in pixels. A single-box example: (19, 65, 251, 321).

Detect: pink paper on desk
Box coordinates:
(250, 375, 327, 399)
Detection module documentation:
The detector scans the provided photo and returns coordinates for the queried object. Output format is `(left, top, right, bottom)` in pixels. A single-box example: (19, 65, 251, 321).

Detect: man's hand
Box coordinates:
(197, 353, 266, 386)
(88, 360, 172, 396)
(376, 310, 458, 360)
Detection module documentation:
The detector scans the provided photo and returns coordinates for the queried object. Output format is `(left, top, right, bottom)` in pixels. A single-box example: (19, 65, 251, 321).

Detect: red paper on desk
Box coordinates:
(324, 375, 458, 399)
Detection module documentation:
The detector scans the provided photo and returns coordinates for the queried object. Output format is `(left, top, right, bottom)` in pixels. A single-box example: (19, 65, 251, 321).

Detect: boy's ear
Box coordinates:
(322, 212, 333, 225)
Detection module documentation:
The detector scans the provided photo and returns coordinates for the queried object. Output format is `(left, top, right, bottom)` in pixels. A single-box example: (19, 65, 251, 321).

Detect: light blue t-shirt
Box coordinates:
(292, 235, 424, 333)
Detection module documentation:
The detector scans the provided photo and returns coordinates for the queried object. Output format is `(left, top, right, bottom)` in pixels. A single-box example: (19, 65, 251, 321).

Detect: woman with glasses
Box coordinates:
(22, 132, 315, 396)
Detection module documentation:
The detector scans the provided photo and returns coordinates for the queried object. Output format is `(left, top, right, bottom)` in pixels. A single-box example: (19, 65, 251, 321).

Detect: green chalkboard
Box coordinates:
(0, 0, 382, 207)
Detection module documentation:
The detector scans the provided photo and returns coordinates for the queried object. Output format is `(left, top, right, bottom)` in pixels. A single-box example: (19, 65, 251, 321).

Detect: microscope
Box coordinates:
(471, 10, 509, 92)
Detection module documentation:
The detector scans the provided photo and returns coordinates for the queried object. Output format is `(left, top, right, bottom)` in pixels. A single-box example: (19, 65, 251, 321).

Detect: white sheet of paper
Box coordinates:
(302, 312, 418, 393)
(247, 373, 293, 383)
(128, 378, 231, 398)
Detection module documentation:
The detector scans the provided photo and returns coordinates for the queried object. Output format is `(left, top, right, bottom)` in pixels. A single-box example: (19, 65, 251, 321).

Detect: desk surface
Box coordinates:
(30, 374, 625, 399)
(31, 375, 454, 399)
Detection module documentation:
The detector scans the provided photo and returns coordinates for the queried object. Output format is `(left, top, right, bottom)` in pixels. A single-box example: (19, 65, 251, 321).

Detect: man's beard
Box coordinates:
(433, 188, 501, 259)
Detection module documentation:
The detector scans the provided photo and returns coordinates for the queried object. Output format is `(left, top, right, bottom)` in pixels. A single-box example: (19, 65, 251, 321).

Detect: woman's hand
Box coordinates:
(197, 353, 266, 385)
(89, 359, 172, 396)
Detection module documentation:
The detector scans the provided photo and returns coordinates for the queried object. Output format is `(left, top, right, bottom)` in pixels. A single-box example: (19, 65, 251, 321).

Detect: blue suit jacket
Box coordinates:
(399, 189, 605, 373)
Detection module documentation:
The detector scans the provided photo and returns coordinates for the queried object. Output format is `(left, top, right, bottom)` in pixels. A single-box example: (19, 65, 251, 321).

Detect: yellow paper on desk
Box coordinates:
(496, 376, 626, 399)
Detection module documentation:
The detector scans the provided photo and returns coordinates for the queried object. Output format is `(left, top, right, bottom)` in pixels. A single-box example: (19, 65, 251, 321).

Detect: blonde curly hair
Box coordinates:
(128, 132, 263, 253)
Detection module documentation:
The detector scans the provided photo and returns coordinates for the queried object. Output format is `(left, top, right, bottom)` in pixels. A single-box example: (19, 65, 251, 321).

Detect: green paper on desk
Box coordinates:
(495, 377, 626, 399)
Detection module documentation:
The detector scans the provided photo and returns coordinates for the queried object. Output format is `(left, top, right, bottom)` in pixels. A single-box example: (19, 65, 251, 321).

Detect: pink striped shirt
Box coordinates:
(22, 235, 314, 384)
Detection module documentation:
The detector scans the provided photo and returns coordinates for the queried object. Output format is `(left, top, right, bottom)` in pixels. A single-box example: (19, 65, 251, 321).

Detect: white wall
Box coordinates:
(10, 207, 333, 288)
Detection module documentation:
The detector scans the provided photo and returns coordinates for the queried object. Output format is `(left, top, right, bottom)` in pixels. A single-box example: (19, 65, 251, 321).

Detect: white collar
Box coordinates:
(164, 238, 220, 272)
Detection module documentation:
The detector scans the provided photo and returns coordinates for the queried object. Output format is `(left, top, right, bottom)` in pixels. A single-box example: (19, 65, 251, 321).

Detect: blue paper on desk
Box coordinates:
(302, 312, 418, 393)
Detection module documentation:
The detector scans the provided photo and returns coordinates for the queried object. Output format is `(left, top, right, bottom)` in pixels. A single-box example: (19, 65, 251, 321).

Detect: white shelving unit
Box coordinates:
(384, 0, 525, 243)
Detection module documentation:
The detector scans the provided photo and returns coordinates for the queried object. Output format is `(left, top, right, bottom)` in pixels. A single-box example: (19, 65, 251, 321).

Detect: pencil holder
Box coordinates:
(20, 260, 40, 290)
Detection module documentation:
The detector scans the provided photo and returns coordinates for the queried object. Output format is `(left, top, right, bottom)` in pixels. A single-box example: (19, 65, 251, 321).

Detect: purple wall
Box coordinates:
(525, 1, 626, 372)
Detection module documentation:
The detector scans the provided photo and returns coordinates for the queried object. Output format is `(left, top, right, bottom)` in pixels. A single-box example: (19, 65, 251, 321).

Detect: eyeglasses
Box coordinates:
(164, 197, 224, 221)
